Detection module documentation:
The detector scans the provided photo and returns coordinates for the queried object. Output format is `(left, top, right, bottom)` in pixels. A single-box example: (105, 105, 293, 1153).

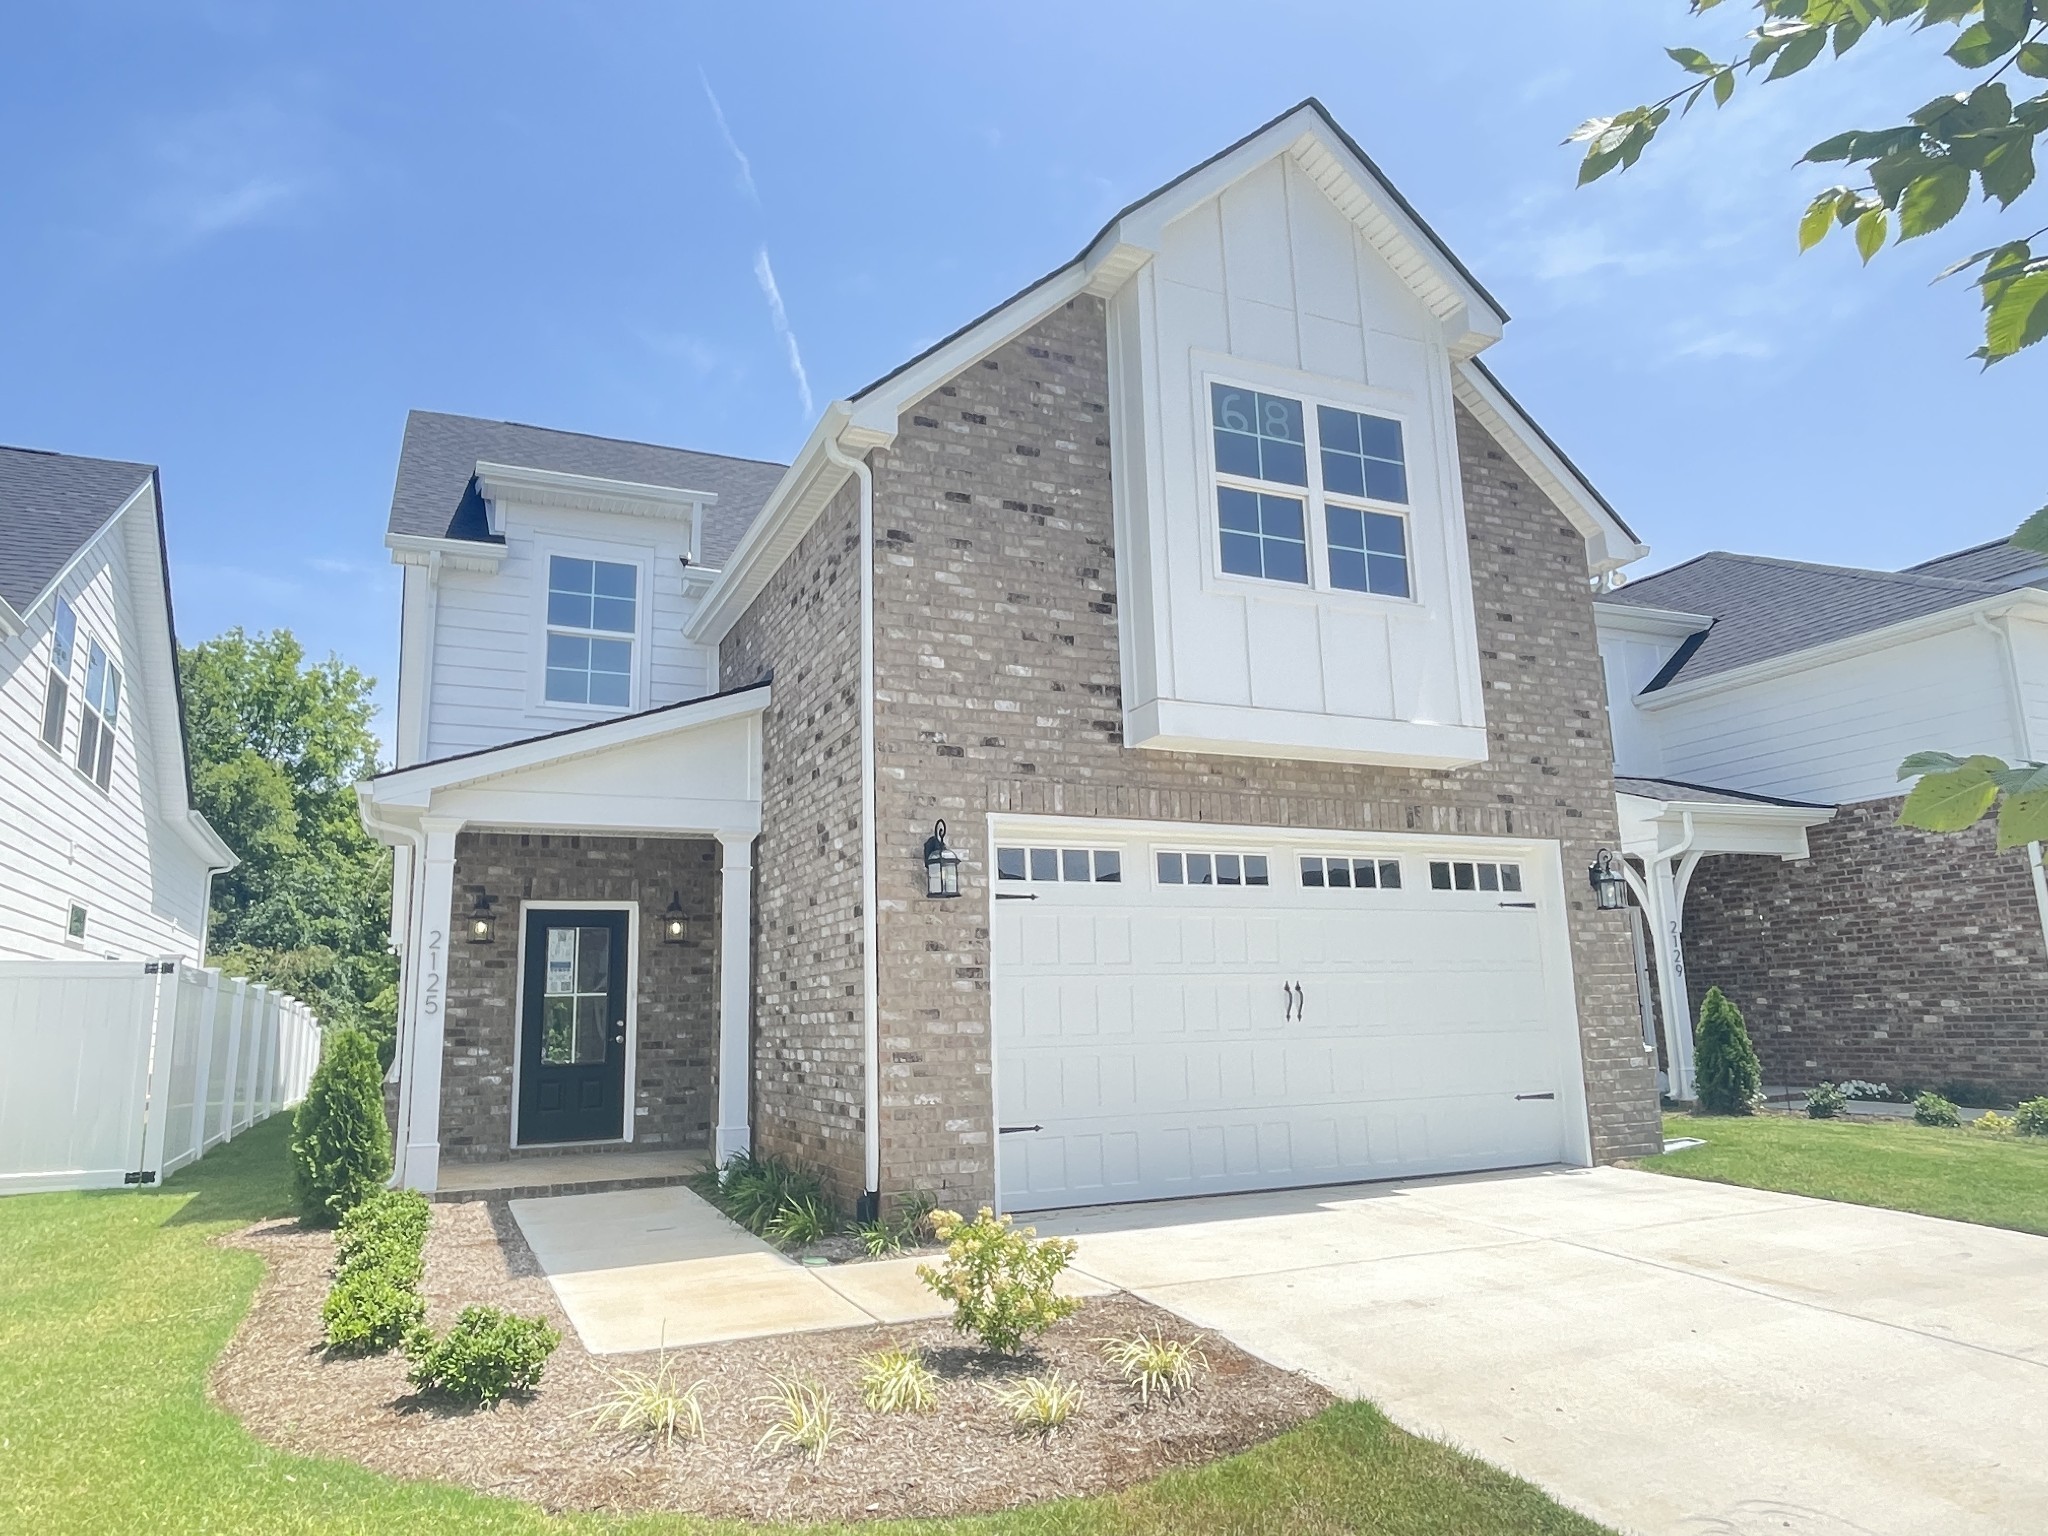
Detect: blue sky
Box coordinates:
(3, 3, 2038, 748)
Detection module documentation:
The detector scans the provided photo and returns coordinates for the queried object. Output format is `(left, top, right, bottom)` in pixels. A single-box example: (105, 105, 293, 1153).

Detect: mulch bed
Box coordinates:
(211, 1202, 1332, 1524)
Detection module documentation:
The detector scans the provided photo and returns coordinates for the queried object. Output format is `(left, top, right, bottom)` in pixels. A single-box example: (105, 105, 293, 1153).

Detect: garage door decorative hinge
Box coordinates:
(998, 1124, 1043, 1134)
(1514, 1092, 1556, 1101)
(994, 892, 1038, 901)
(1498, 901, 1537, 910)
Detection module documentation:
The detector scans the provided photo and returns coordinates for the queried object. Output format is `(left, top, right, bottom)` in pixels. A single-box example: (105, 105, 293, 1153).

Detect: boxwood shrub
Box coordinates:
(322, 1188, 431, 1354)
(405, 1306, 559, 1405)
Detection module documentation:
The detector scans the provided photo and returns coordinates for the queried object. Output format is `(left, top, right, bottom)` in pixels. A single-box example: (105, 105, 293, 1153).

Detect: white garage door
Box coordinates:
(992, 834, 1578, 1211)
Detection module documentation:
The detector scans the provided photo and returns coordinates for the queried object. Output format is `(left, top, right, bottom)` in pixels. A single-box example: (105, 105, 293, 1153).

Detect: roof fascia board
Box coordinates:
(1452, 361, 1645, 576)
(1638, 587, 2048, 710)
(365, 684, 771, 803)
(1594, 602, 1716, 638)
(1617, 791, 1832, 825)
(472, 461, 716, 525)
(385, 531, 507, 572)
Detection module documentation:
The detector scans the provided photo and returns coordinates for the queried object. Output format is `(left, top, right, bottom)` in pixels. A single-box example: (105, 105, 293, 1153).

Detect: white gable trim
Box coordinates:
(385, 532, 507, 573)
(1452, 361, 1646, 577)
(473, 462, 715, 548)
(1594, 602, 1715, 640)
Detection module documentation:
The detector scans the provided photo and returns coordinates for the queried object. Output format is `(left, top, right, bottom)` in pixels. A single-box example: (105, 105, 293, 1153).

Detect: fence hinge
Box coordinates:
(142, 961, 177, 974)
(123, 1170, 158, 1185)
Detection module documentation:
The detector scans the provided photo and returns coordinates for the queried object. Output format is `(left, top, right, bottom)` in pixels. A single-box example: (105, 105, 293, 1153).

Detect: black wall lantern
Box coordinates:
(466, 890, 498, 944)
(661, 889, 689, 944)
(1588, 849, 1628, 911)
(924, 819, 963, 899)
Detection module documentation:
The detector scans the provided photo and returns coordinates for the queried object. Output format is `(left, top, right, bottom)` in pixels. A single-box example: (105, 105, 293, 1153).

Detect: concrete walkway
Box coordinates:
(1035, 1167, 2048, 1536)
(508, 1185, 1112, 1353)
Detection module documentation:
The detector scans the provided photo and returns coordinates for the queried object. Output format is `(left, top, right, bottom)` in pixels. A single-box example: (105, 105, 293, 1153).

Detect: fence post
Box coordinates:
(186, 970, 218, 1168)
(213, 979, 245, 1148)
(134, 960, 182, 1185)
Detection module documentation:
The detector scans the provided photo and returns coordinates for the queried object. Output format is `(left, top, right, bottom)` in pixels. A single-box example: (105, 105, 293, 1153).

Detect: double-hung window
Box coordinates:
(74, 639, 119, 791)
(1210, 382, 1412, 600)
(544, 555, 637, 707)
(39, 598, 76, 753)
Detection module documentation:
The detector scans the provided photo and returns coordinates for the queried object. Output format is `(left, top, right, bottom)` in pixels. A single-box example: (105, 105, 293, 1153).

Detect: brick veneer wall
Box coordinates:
(437, 832, 719, 1162)
(719, 482, 869, 1195)
(1683, 796, 2048, 1099)
(859, 294, 1659, 1205)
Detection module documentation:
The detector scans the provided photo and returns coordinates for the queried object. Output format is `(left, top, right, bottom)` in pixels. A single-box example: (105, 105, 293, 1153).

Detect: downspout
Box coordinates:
(1977, 611, 2048, 958)
(822, 435, 882, 1217)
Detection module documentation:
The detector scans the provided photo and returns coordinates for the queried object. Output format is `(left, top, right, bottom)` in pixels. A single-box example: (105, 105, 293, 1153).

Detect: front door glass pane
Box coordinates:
(541, 925, 612, 1065)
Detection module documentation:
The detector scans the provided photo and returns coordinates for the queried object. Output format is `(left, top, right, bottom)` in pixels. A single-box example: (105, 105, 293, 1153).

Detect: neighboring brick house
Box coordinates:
(360, 99, 1662, 1209)
(1598, 543, 2048, 1103)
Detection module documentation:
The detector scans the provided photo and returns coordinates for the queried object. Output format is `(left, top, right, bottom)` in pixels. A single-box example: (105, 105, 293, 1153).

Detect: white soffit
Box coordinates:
(472, 461, 715, 525)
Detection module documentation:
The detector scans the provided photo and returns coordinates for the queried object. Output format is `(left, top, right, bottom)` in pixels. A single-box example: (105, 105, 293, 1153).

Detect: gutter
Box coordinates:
(822, 434, 884, 1217)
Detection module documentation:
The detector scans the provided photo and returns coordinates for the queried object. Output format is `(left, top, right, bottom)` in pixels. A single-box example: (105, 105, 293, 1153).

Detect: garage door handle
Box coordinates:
(998, 1124, 1042, 1134)
(1499, 901, 1537, 909)
(1515, 1092, 1556, 1101)
(1296, 982, 1305, 1019)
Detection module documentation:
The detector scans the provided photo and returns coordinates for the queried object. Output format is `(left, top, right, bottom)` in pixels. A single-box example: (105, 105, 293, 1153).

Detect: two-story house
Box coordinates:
(357, 99, 1661, 1209)
(0, 447, 237, 963)
(1598, 541, 2048, 1104)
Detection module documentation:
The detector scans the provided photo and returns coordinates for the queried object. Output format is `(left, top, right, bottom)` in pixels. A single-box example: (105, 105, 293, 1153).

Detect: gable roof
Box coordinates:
(1903, 537, 2048, 588)
(387, 411, 787, 570)
(1598, 550, 2017, 689)
(690, 99, 1641, 640)
(0, 446, 155, 617)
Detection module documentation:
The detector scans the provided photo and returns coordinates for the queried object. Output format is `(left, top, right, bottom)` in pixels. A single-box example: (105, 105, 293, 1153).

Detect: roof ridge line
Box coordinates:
(407, 409, 789, 470)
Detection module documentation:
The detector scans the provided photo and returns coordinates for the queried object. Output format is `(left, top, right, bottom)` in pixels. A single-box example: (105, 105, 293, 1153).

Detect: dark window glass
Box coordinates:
(1379, 860, 1403, 889)
(1157, 852, 1184, 885)
(996, 847, 1026, 881)
(1093, 850, 1122, 883)
(1245, 855, 1269, 886)
(1478, 863, 1500, 892)
(1500, 864, 1522, 892)
(1327, 506, 1410, 598)
(1454, 862, 1477, 891)
(1327, 859, 1351, 888)
(1300, 857, 1325, 888)
(1354, 859, 1379, 889)
(40, 674, 67, 752)
(1062, 848, 1091, 883)
(1212, 384, 1307, 488)
(1430, 860, 1452, 890)
(1215, 853, 1242, 886)
(1185, 853, 1213, 886)
(1029, 847, 1059, 882)
(1317, 405, 1408, 506)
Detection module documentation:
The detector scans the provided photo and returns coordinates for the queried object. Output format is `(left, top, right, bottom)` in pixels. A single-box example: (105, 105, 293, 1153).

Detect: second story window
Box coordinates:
(544, 555, 636, 708)
(40, 598, 76, 753)
(1210, 382, 1413, 600)
(74, 639, 119, 791)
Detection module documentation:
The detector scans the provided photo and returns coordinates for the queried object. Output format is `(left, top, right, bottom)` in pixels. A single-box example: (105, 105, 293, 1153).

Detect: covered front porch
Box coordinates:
(1614, 776, 1834, 1100)
(357, 682, 769, 1192)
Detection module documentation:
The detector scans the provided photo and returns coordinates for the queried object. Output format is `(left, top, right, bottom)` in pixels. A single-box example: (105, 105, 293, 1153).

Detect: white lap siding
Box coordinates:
(0, 505, 212, 961)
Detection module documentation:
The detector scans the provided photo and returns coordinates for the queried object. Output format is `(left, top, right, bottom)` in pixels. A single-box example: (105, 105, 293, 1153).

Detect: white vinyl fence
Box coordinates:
(0, 959, 321, 1196)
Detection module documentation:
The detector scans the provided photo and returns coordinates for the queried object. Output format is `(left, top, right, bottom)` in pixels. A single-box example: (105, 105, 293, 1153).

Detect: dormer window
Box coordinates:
(544, 555, 637, 707)
(1210, 382, 1412, 600)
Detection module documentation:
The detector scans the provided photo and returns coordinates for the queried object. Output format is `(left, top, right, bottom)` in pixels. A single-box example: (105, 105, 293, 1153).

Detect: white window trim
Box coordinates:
(508, 899, 641, 1151)
(1195, 358, 1424, 613)
(39, 599, 76, 757)
(73, 635, 118, 795)
(527, 537, 655, 720)
(1151, 846, 1276, 891)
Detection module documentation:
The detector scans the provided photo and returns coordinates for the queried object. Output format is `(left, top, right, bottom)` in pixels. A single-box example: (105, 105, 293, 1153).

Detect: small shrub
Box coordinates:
(754, 1376, 836, 1462)
(1692, 987, 1762, 1115)
(405, 1306, 559, 1405)
(2014, 1097, 2048, 1137)
(323, 1270, 426, 1353)
(1975, 1110, 2016, 1135)
(1913, 1092, 1961, 1129)
(764, 1191, 837, 1247)
(584, 1353, 707, 1449)
(336, 1188, 430, 1275)
(1805, 1082, 1849, 1120)
(856, 1347, 937, 1414)
(989, 1372, 1082, 1437)
(917, 1207, 1082, 1355)
(1100, 1330, 1208, 1406)
(289, 1029, 392, 1226)
(704, 1153, 829, 1237)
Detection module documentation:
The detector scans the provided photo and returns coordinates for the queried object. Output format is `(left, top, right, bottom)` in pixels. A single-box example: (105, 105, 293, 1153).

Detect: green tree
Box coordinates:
(181, 629, 397, 1061)
(290, 1028, 393, 1225)
(1694, 986, 1766, 1113)
(1571, 1, 2048, 367)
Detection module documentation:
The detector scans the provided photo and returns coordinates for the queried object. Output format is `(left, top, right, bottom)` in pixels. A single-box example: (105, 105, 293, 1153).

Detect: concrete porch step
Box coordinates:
(432, 1148, 707, 1204)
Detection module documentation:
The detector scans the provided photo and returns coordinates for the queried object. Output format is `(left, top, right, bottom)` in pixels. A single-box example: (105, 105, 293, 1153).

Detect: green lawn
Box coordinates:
(0, 1117, 1608, 1535)
(1644, 1111, 2048, 1235)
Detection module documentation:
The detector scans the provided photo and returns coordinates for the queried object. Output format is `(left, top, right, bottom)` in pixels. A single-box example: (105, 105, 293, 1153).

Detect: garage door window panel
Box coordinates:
(1428, 860, 1522, 893)
(1157, 850, 1270, 887)
(997, 845, 1123, 885)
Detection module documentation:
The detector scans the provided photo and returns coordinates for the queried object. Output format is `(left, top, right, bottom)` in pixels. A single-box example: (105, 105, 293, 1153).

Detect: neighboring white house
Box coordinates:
(0, 447, 237, 962)
(1597, 541, 2048, 1101)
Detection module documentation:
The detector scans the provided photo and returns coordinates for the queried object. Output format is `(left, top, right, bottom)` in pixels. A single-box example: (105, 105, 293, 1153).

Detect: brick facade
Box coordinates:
(855, 295, 1659, 1205)
(719, 482, 869, 1195)
(1683, 796, 2048, 1100)
(437, 831, 720, 1162)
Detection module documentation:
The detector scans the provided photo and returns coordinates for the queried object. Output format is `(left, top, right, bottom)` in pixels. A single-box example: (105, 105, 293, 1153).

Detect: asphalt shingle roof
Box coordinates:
(1903, 538, 2048, 587)
(0, 446, 155, 613)
(386, 411, 787, 570)
(1597, 551, 2007, 689)
(1614, 775, 1830, 809)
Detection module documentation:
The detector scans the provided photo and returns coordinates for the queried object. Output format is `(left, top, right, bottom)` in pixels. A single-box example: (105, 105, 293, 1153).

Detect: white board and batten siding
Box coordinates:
(411, 500, 719, 765)
(0, 959, 320, 1194)
(0, 494, 214, 962)
(1107, 151, 1490, 769)
(1616, 622, 2029, 807)
(989, 817, 1591, 1212)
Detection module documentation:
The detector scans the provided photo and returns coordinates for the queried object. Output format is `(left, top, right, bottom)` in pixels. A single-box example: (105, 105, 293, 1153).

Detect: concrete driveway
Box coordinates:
(1034, 1166, 2048, 1536)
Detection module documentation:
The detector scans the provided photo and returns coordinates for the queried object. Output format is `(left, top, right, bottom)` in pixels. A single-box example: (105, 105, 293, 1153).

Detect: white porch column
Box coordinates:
(1643, 856, 1697, 1102)
(714, 830, 755, 1163)
(396, 816, 461, 1192)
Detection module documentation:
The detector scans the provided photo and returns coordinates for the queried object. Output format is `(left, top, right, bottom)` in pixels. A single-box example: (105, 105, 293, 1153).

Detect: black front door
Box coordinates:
(518, 909, 629, 1144)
